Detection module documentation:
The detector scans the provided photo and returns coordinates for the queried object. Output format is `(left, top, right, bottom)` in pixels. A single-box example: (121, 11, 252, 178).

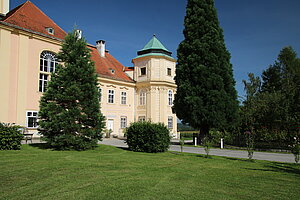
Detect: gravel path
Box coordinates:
(99, 138, 296, 163)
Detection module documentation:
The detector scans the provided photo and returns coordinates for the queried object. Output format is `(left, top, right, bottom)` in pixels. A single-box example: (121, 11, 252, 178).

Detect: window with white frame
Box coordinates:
(121, 91, 127, 105)
(138, 116, 146, 122)
(39, 51, 57, 92)
(40, 51, 58, 73)
(26, 111, 38, 128)
(120, 116, 127, 128)
(168, 90, 173, 106)
(139, 90, 146, 105)
(39, 74, 49, 92)
(46, 27, 55, 35)
(108, 89, 114, 103)
(168, 116, 173, 129)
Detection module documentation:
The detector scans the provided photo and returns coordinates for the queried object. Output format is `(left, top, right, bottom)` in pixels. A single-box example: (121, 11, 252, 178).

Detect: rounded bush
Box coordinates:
(0, 123, 23, 150)
(125, 121, 171, 153)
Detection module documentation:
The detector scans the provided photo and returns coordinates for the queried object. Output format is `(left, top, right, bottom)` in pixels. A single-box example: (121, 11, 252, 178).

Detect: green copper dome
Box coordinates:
(135, 35, 174, 59)
(140, 35, 169, 52)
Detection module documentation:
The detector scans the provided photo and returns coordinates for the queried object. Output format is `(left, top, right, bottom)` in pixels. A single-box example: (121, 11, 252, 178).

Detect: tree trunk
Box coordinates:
(198, 126, 209, 145)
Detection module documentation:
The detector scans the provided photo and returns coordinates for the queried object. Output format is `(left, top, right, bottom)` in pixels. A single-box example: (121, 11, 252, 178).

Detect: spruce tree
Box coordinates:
(173, 0, 238, 142)
(39, 30, 105, 150)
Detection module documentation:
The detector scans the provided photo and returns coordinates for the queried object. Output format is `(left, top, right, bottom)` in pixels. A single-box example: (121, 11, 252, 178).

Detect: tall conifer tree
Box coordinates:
(173, 0, 238, 140)
(39, 30, 105, 150)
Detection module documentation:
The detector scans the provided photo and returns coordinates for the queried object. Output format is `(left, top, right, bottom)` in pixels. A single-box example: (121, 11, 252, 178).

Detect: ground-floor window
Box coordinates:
(120, 116, 127, 128)
(138, 116, 146, 122)
(168, 116, 173, 129)
(26, 111, 38, 128)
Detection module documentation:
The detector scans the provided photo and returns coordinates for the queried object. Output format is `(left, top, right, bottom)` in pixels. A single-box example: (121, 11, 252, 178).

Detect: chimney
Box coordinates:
(0, 0, 9, 16)
(96, 40, 106, 57)
(75, 29, 82, 39)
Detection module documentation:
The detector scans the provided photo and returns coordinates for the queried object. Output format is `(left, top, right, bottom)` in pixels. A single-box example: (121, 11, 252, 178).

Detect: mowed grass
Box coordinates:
(0, 144, 299, 200)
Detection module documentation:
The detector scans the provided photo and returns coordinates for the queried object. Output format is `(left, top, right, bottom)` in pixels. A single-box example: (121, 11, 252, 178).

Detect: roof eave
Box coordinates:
(0, 21, 64, 42)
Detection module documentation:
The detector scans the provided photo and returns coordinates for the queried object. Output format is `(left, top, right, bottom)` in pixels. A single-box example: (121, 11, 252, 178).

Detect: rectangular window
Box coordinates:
(168, 116, 173, 129)
(140, 67, 146, 76)
(120, 116, 127, 128)
(138, 116, 146, 122)
(167, 68, 171, 76)
(26, 111, 38, 128)
(121, 92, 127, 105)
(108, 89, 114, 103)
(50, 61, 55, 72)
(40, 59, 43, 71)
(168, 90, 173, 106)
(98, 88, 102, 101)
(39, 73, 48, 92)
(139, 91, 146, 105)
(43, 60, 48, 72)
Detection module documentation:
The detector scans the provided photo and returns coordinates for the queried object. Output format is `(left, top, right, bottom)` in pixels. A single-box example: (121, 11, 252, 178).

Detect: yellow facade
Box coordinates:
(0, 24, 62, 135)
(133, 55, 177, 135)
(0, 0, 178, 138)
(98, 77, 136, 137)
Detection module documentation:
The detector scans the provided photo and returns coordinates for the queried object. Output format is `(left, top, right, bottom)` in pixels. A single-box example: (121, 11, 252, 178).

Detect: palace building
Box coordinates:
(0, 0, 177, 138)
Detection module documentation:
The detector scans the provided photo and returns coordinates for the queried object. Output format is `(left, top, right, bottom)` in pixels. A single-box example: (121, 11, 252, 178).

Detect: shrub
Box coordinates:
(0, 123, 23, 150)
(290, 136, 300, 163)
(203, 136, 213, 157)
(245, 131, 255, 159)
(125, 121, 171, 153)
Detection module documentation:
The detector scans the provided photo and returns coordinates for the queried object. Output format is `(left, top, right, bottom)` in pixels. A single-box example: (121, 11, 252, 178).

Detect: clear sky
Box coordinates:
(10, 0, 300, 100)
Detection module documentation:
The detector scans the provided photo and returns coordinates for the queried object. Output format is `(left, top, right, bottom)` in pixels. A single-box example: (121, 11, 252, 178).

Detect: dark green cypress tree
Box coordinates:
(39, 30, 105, 150)
(173, 0, 238, 141)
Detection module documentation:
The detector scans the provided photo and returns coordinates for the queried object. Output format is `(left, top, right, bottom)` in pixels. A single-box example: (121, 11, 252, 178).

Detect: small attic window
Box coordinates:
(109, 68, 115, 74)
(46, 27, 54, 35)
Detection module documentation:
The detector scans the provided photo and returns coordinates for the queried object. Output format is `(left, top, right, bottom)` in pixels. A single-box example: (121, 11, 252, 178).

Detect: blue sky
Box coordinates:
(11, 0, 300, 100)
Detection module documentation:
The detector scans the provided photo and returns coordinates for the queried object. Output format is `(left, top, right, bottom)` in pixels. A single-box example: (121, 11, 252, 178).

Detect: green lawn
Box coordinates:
(0, 144, 299, 200)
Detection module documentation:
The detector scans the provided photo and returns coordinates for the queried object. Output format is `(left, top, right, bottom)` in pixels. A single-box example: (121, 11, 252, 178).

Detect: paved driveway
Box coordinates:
(99, 138, 296, 163)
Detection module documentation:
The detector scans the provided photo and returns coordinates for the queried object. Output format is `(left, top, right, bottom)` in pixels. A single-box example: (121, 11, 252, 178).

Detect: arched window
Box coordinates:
(168, 90, 173, 106)
(39, 51, 57, 92)
(40, 51, 58, 73)
(140, 90, 146, 105)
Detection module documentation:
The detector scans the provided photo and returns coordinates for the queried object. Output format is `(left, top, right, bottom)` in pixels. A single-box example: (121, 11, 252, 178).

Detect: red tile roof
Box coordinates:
(1, 1, 134, 83)
(124, 67, 134, 71)
(1, 1, 66, 40)
(89, 46, 134, 83)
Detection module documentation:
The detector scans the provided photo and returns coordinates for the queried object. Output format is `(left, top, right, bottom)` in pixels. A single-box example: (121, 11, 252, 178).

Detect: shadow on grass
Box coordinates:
(29, 143, 51, 150)
(263, 163, 299, 177)
(225, 157, 256, 163)
(116, 146, 130, 151)
(243, 162, 300, 177)
(196, 154, 213, 159)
